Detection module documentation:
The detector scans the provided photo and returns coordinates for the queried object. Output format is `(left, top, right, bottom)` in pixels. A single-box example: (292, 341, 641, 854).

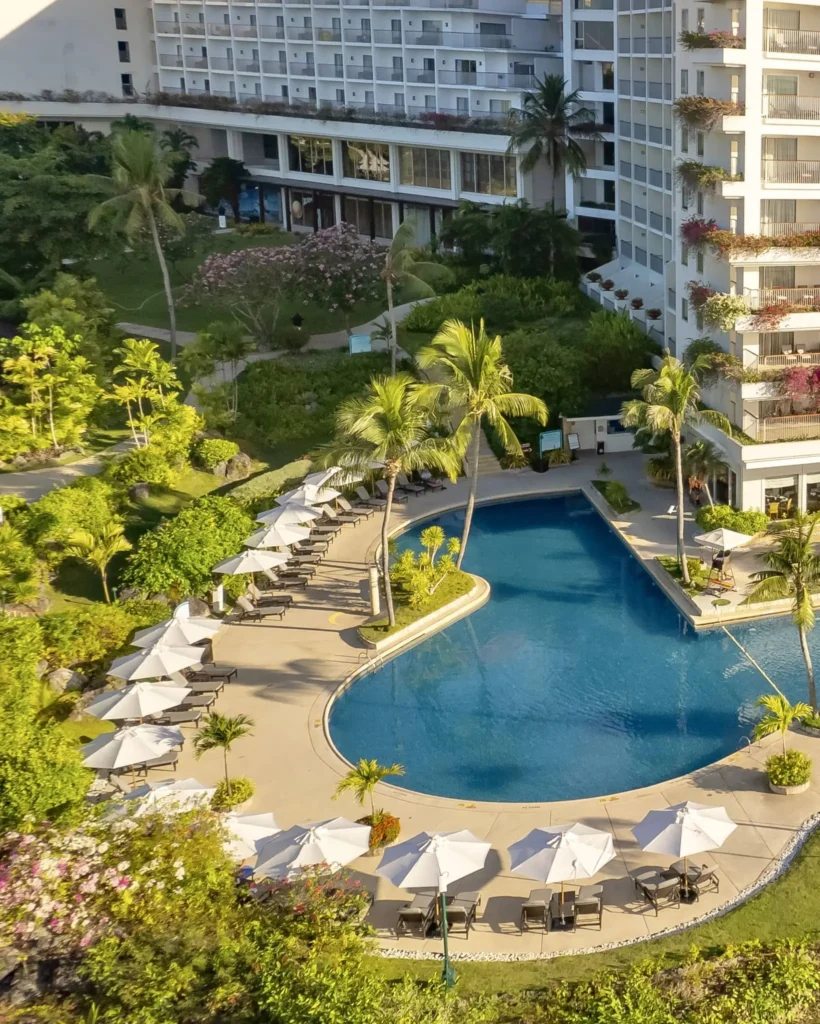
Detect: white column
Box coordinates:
(450, 149, 461, 199)
(226, 130, 244, 160)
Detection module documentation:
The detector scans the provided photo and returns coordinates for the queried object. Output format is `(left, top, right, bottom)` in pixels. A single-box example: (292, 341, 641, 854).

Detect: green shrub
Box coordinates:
(802, 713, 820, 730)
(24, 477, 120, 559)
(403, 290, 482, 333)
(548, 447, 572, 466)
(107, 446, 177, 489)
(695, 504, 769, 536)
(211, 775, 255, 810)
(357, 810, 401, 850)
(0, 494, 28, 522)
(592, 479, 641, 514)
(0, 616, 44, 678)
(766, 749, 812, 787)
(150, 402, 203, 466)
(235, 222, 282, 236)
(40, 600, 169, 672)
(276, 324, 309, 352)
(196, 438, 240, 469)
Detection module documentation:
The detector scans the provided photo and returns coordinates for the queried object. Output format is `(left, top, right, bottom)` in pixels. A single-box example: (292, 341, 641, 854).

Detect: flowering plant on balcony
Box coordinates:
(679, 30, 746, 49)
(675, 160, 740, 194)
(780, 366, 820, 405)
(708, 230, 820, 258)
(750, 301, 794, 332)
(701, 292, 750, 330)
(630, 297, 644, 310)
(673, 96, 745, 132)
(600, 279, 614, 291)
(615, 289, 629, 300)
(681, 217, 719, 248)
(686, 280, 715, 310)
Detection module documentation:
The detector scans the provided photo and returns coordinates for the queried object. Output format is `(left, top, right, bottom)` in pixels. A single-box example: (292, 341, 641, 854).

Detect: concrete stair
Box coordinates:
(465, 431, 504, 476)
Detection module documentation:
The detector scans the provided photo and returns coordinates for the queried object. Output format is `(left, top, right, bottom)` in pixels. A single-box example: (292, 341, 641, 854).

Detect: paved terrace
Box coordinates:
(161, 451, 820, 959)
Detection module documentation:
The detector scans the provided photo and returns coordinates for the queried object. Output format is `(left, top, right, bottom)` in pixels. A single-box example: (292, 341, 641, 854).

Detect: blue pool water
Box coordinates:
(329, 494, 814, 803)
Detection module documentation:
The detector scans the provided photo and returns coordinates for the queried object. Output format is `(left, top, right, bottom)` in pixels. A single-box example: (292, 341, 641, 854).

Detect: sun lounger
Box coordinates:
(138, 750, 179, 773)
(338, 496, 374, 518)
(638, 876, 681, 915)
(396, 894, 436, 938)
(247, 586, 295, 605)
(235, 596, 287, 622)
(420, 475, 445, 491)
(178, 694, 216, 709)
(296, 540, 329, 553)
(288, 552, 323, 565)
(447, 891, 480, 936)
(310, 520, 343, 536)
(397, 472, 425, 495)
(355, 486, 386, 509)
(256, 573, 305, 593)
(632, 867, 664, 895)
(153, 709, 203, 728)
(187, 680, 224, 695)
(575, 885, 603, 929)
(520, 887, 552, 931)
(188, 663, 238, 683)
(375, 479, 408, 504)
(321, 503, 359, 526)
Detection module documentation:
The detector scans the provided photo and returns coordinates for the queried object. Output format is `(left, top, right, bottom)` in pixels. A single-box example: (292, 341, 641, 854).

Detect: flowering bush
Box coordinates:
(681, 217, 719, 248)
(674, 96, 745, 131)
(259, 867, 372, 935)
(357, 810, 401, 850)
(781, 366, 820, 405)
(295, 223, 384, 329)
(701, 292, 750, 330)
(685, 281, 715, 310)
(679, 30, 745, 49)
(750, 301, 794, 332)
(675, 160, 739, 193)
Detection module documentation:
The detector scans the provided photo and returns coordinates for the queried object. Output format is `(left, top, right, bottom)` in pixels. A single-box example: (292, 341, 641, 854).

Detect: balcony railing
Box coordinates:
(210, 57, 235, 70)
(286, 26, 314, 40)
(316, 63, 345, 77)
(748, 287, 820, 309)
(758, 352, 820, 367)
(752, 413, 820, 442)
(184, 56, 208, 69)
(235, 59, 260, 72)
(155, 21, 181, 33)
(372, 30, 403, 43)
(205, 24, 230, 36)
(405, 68, 435, 83)
(765, 95, 820, 121)
(375, 66, 404, 81)
(438, 70, 536, 88)
(314, 28, 342, 41)
(346, 65, 374, 79)
(262, 60, 288, 74)
(158, 54, 183, 67)
(761, 222, 820, 237)
(259, 25, 286, 39)
(289, 62, 316, 76)
(764, 27, 820, 55)
(762, 160, 820, 185)
(344, 29, 372, 42)
(182, 23, 206, 35)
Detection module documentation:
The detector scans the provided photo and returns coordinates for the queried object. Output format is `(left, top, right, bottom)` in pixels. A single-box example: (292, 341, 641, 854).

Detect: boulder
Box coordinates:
(117, 586, 142, 602)
(129, 482, 150, 500)
(225, 451, 252, 481)
(212, 460, 228, 477)
(35, 659, 49, 679)
(187, 595, 211, 617)
(47, 668, 87, 694)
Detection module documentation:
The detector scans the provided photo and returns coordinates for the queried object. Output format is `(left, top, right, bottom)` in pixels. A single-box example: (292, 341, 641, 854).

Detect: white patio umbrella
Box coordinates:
(223, 811, 281, 861)
(508, 823, 615, 900)
(694, 528, 753, 553)
(276, 483, 341, 507)
(254, 817, 371, 879)
(244, 523, 311, 550)
(212, 549, 289, 576)
(632, 802, 737, 889)
(132, 617, 220, 648)
(256, 503, 323, 526)
(81, 724, 183, 771)
(124, 777, 217, 816)
(108, 644, 204, 681)
(86, 682, 191, 721)
(303, 466, 342, 488)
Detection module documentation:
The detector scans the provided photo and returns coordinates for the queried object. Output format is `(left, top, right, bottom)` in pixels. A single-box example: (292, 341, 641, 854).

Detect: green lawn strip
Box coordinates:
(37, 679, 114, 745)
(591, 479, 641, 514)
(359, 571, 474, 643)
(0, 428, 131, 474)
(396, 326, 434, 357)
(658, 555, 710, 597)
(374, 826, 820, 993)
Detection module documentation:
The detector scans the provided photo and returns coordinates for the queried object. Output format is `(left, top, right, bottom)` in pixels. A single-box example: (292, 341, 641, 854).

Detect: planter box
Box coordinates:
(768, 778, 811, 795)
(802, 722, 820, 737)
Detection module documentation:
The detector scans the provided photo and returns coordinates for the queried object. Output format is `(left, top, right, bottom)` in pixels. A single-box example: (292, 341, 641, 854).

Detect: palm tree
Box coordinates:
(684, 439, 725, 507)
(382, 221, 453, 375)
(622, 354, 731, 586)
(506, 75, 602, 207)
(417, 320, 547, 569)
(193, 712, 254, 796)
(90, 131, 201, 361)
(199, 156, 248, 221)
(746, 512, 820, 710)
(311, 373, 464, 628)
(65, 522, 132, 603)
(333, 758, 405, 817)
(159, 127, 199, 191)
(753, 694, 812, 755)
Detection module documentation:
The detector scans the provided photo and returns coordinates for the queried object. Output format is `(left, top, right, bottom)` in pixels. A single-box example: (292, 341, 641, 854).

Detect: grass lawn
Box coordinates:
(359, 571, 474, 642)
(38, 680, 114, 745)
(658, 555, 710, 597)
(92, 230, 388, 338)
(0, 428, 131, 474)
(592, 478, 641, 514)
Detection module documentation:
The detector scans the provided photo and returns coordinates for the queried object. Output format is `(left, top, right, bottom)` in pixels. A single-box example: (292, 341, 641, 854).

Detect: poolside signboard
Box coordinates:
(539, 429, 563, 456)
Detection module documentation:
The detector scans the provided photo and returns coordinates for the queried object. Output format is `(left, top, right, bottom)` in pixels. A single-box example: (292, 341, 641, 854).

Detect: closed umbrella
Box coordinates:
(276, 484, 341, 507)
(109, 644, 204, 681)
(694, 528, 753, 553)
(223, 811, 280, 860)
(244, 523, 310, 550)
(132, 617, 220, 648)
(124, 777, 216, 816)
(508, 823, 615, 902)
(81, 724, 183, 771)
(254, 817, 370, 879)
(256, 504, 323, 526)
(86, 682, 191, 721)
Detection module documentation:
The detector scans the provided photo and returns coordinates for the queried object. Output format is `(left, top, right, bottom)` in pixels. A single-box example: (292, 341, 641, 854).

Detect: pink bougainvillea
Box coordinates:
(680, 217, 719, 248)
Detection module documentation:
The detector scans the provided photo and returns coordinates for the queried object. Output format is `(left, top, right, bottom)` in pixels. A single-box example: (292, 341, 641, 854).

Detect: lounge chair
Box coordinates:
(375, 479, 408, 504)
(520, 887, 552, 931)
(188, 663, 238, 683)
(420, 474, 445, 491)
(309, 519, 343, 536)
(355, 486, 386, 509)
(247, 585, 296, 605)
(153, 709, 203, 728)
(638, 876, 681, 916)
(447, 891, 480, 936)
(295, 540, 329, 553)
(397, 472, 425, 495)
(320, 503, 359, 526)
(632, 867, 664, 895)
(187, 679, 224, 695)
(338, 495, 374, 518)
(575, 885, 603, 929)
(287, 552, 323, 565)
(178, 693, 216, 709)
(139, 750, 179, 773)
(256, 572, 306, 592)
(109, 773, 132, 795)
(235, 596, 287, 622)
(396, 894, 436, 938)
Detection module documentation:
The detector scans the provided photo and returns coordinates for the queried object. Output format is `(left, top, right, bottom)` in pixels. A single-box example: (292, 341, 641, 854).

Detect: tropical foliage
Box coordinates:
(753, 693, 813, 755)
(333, 757, 405, 815)
(194, 712, 255, 795)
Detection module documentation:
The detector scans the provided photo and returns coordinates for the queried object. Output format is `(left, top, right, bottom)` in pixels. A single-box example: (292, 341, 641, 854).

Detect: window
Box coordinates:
(681, 9, 689, 31)
(118, 40, 130, 62)
(696, 132, 704, 156)
(696, 70, 705, 96)
(667, 287, 676, 308)
(290, 190, 313, 227)
(681, 127, 689, 153)
(601, 62, 614, 90)
(344, 197, 393, 239)
(460, 152, 517, 196)
(697, 191, 704, 214)
(681, 242, 689, 266)
(341, 140, 390, 182)
(696, 7, 705, 31)
(680, 69, 688, 95)
(120, 73, 133, 96)
(603, 141, 615, 166)
(114, 7, 127, 30)
(287, 135, 333, 174)
(681, 297, 689, 321)
(263, 135, 279, 161)
(399, 146, 451, 190)
(696, 249, 704, 272)
(607, 418, 628, 434)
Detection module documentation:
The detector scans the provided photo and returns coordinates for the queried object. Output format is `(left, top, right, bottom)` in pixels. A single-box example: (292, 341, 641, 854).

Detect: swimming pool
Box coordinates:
(329, 493, 810, 803)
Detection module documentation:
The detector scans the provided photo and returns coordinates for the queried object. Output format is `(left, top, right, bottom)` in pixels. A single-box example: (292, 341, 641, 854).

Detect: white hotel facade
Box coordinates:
(3, 0, 820, 512)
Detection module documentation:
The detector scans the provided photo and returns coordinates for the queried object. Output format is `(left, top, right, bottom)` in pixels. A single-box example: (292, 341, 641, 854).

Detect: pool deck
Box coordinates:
(162, 451, 820, 960)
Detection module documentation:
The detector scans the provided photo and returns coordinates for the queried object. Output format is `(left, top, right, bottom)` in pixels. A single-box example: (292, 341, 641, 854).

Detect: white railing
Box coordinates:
(765, 95, 820, 121)
(748, 287, 820, 309)
(764, 27, 820, 55)
(762, 160, 820, 185)
(758, 352, 820, 367)
(756, 413, 820, 442)
(761, 222, 820, 237)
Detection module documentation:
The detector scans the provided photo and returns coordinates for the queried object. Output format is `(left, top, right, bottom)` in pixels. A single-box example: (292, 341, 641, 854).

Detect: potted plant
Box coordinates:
(753, 694, 813, 794)
(646, 308, 662, 321)
(601, 279, 615, 291)
(334, 758, 405, 851)
(802, 711, 820, 737)
(586, 271, 602, 284)
(614, 289, 629, 301)
(631, 298, 644, 310)
(548, 447, 572, 467)
(211, 776, 255, 811)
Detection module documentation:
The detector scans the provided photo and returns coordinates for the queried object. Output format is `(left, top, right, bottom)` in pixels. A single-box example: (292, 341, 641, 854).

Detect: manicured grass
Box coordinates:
(38, 680, 114, 745)
(359, 571, 475, 642)
(592, 479, 641, 514)
(658, 554, 710, 597)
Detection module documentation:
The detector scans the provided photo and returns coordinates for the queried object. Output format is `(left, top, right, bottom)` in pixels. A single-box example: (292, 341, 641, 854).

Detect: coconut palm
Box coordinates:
(193, 712, 255, 796)
(417, 319, 547, 568)
(746, 512, 820, 710)
(622, 354, 731, 586)
(90, 131, 202, 361)
(382, 221, 453, 375)
(333, 758, 405, 816)
(506, 75, 602, 207)
(311, 373, 464, 628)
(159, 127, 199, 190)
(753, 694, 812, 755)
(65, 522, 132, 603)
(684, 439, 725, 507)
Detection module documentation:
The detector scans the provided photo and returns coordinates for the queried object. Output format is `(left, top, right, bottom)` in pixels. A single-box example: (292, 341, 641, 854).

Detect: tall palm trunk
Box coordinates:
(703, 477, 714, 507)
(671, 430, 690, 585)
(223, 748, 231, 793)
(47, 386, 58, 450)
(381, 472, 398, 627)
(100, 567, 111, 605)
(458, 422, 482, 570)
(387, 276, 398, 376)
(148, 206, 178, 361)
(799, 622, 818, 711)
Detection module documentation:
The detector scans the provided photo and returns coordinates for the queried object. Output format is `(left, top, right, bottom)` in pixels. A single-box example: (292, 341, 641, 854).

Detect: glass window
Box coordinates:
(459, 151, 517, 196)
(681, 127, 689, 153)
(807, 475, 820, 513)
(262, 135, 279, 161)
(681, 297, 689, 321)
(680, 69, 688, 95)
(681, 242, 689, 266)
(342, 140, 390, 182)
(606, 418, 628, 434)
(287, 136, 333, 175)
(373, 200, 392, 238)
(344, 196, 370, 234)
(290, 190, 314, 227)
(765, 477, 798, 519)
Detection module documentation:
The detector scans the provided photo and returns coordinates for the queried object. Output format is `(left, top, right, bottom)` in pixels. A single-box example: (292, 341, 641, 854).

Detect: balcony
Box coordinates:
(155, 21, 181, 34)
(158, 53, 184, 67)
(762, 160, 820, 185)
(761, 222, 820, 237)
(438, 70, 537, 88)
(747, 287, 820, 310)
(205, 24, 230, 36)
(289, 62, 316, 76)
(757, 351, 820, 367)
(346, 65, 374, 80)
(375, 66, 404, 81)
(286, 26, 314, 40)
(259, 25, 285, 40)
(182, 23, 207, 35)
(316, 63, 345, 77)
(262, 60, 288, 74)
(764, 27, 820, 56)
(210, 56, 234, 70)
(372, 30, 403, 44)
(344, 29, 372, 42)
(401, 29, 516, 47)
(184, 55, 208, 69)
(748, 413, 820, 442)
(765, 95, 820, 121)
(406, 68, 435, 83)
(235, 59, 260, 72)
(314, 28, 342, 41)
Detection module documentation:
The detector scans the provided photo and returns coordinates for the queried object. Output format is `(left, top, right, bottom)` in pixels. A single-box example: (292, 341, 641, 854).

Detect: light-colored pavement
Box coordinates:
(0, 439, 134, 501)
(146, 452, 820, 959)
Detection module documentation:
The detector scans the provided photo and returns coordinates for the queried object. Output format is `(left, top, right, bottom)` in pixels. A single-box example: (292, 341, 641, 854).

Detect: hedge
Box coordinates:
(695, 504, 769, 536)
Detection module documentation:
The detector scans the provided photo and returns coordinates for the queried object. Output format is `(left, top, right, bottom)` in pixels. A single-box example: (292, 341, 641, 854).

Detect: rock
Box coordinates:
(304, 401, 319, 415)
(187, 596, 210, 617)
(225, 451, 252, 481)
(212, 460, 228, 477)
(117, 586, 142, 602)
(47, 668, 87, 694)
(35, 659, 49, 679)
(129, 482, 151, 500)
(11, 455, 27, 467)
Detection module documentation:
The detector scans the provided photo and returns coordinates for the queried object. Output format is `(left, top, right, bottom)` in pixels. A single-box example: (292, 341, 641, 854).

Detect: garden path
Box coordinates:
(0, 438, 134, 502)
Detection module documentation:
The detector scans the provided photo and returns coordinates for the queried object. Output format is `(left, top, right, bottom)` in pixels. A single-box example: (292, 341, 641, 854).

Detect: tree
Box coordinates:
(491, 201, 581, 280)
(753, 694, 812, 755)
(311, 374, 464, 627)
(382, 221, 453, 375)
(194, 712, 254, 795)
(439, 200, 495, 274)
(160, 127, 199, 191)
(199, 156, 248, 220)
(0, 524, 37, 612)
(21, 272, 117, 369)
(418, 320, 547, 568)
(747, 513, 820, 710)
(65, 522, 132, 603)
(182, 320, 256, 421)
(684, 439, 725, 507)
(506, 75, 602, 206)
(622, 354, 731, 586)
(25, 477, 120, 560)
(297, 223, 384, 334)
(333, 758, 404, 817)
(90, 131, 201, 361)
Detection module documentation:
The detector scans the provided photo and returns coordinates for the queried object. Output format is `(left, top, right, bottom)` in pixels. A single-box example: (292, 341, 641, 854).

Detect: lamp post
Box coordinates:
(439, 873, 455, 988)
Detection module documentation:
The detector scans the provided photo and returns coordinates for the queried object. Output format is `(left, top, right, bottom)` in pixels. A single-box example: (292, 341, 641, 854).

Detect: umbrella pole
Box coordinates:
(439, 892, 455, 989)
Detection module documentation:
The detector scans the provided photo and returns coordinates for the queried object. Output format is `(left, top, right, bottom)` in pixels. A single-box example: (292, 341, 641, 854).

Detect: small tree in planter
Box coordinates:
(194, 712, 255, 802)
(586, 271, 602, 284)
(600, 279, 615, 291)
(631, 298, 644, 310)
(754, 694, 813, 794)
(646, 308, 662, 321)
(333, 758, 405, 851)
(614, 289, 629, 301)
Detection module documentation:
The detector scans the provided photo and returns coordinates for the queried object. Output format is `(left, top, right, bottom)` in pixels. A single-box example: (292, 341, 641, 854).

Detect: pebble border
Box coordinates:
(374, 808, 820, 963)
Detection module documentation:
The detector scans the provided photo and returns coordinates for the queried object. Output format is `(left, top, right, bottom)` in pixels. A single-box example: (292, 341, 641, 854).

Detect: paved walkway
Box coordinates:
(0, 439, 134, 501)
(139, 452, 820, 960)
